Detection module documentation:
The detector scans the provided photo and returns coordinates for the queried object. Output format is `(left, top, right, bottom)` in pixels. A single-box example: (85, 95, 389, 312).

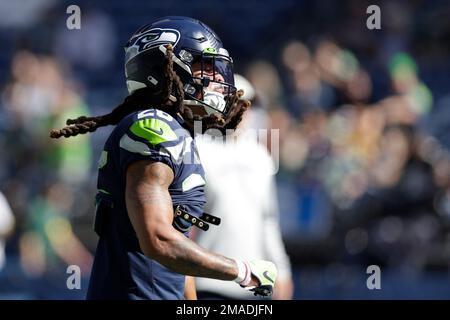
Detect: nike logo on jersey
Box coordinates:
(263, 271, 274, 284)
(145, 126, 164, 136)
(130, 118, 178, 145)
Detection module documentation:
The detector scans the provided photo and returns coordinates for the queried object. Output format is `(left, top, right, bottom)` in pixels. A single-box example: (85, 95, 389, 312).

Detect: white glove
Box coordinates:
(234, 259, 278, 297)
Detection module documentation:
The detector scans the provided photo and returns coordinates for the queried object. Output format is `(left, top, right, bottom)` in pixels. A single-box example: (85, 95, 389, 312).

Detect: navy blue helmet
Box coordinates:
(124, 16, 237, 118)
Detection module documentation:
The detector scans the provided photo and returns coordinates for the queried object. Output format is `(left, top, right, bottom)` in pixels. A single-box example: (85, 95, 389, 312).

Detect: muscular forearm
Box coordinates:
(147, 228, 238, 280)
(127, 179, 238, 280)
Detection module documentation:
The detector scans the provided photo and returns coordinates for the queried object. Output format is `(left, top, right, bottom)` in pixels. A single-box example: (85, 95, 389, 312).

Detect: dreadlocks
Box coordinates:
(49, 44, 250, 139)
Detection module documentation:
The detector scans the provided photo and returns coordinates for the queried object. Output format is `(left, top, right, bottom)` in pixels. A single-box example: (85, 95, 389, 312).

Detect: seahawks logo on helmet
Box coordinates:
(125, 28, 180, 63)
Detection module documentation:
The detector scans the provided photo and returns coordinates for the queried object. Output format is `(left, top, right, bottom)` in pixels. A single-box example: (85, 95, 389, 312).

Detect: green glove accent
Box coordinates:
(246, 260, 278, 297)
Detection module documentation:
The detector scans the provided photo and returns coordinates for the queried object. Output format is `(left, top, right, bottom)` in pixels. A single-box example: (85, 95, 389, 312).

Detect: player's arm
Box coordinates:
(126, 160, 246, 281)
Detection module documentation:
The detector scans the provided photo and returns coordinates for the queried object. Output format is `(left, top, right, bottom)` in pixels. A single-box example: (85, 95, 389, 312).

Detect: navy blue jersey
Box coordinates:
(87, 108, 206, 300)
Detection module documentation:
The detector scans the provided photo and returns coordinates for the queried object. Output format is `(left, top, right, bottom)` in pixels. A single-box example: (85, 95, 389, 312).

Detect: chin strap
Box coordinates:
(174, 205, 221, 231)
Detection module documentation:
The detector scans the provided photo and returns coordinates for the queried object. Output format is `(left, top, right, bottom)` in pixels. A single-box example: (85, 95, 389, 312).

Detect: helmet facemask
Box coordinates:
(177, 48, 237, 119)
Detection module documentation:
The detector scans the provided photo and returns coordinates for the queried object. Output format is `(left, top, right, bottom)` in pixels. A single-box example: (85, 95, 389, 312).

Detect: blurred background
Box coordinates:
(0, 0, 450, 299)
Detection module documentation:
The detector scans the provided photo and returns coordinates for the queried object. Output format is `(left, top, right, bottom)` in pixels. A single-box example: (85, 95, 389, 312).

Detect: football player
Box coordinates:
(50, 16, 277, 300)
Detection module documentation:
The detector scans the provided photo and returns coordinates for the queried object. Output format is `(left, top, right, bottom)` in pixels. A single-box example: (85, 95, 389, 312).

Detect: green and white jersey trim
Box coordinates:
(119, 134, 169, 157)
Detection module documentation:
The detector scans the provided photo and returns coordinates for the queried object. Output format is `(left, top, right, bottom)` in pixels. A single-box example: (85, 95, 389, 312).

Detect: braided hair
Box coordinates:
(50, 44, 250, 139)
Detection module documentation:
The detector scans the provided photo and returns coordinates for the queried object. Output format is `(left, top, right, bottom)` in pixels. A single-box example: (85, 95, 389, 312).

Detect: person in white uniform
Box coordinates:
(195, 75, 293, 300)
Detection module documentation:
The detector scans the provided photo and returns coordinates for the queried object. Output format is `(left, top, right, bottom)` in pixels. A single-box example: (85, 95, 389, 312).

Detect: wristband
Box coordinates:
(233, 259, 251, 286)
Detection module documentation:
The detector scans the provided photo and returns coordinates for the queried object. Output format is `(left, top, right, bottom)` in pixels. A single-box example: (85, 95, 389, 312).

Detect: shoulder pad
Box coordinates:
(130, 109, 181, 145)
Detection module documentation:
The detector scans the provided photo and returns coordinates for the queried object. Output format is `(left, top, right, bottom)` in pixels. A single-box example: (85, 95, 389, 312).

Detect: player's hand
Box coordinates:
(235, 260, 277, 297)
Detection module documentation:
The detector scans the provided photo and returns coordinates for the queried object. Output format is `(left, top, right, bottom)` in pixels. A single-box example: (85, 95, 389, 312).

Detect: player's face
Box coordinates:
(191, 61, 226, 94)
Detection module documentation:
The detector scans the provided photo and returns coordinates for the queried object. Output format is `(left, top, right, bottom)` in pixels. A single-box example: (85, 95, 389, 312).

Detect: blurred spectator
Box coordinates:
(2, 51, 92, 185)
(245, 60, 284, 111)
(1, 50, 93, 280)
(19, 181, 93, 277)
(386, 52, 433, 123)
